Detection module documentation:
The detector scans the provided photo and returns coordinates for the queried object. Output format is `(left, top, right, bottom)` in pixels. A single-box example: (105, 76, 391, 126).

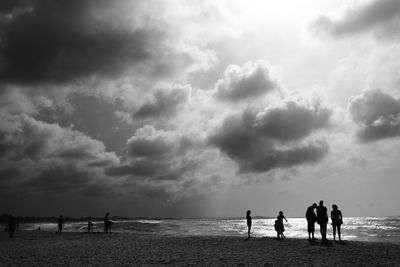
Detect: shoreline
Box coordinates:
(2, 231, 400, 266)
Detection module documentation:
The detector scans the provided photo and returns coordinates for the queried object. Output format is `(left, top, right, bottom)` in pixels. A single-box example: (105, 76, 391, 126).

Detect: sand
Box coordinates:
(1, 231, 400, 266)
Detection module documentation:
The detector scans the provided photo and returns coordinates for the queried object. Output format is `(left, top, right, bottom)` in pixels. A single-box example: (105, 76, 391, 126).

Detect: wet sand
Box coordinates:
(1, 231, 400, 266)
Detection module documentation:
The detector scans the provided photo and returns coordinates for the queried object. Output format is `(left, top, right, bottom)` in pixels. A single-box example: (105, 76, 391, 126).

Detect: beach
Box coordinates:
(1, 231, 400, 266)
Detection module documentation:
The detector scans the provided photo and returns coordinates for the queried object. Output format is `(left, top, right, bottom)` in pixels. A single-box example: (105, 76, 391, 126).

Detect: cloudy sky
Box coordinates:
(1, 0, 400, 218)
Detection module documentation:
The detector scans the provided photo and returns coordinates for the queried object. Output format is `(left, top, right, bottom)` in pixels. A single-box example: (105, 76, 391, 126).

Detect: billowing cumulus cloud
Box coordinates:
(209, 97, 333, 173)
(310, 0, 400, 39)
(105, 125, 194, 180)
(0, 113, 119, 195)
(134, 85, 190, 119)
(126, 125, 190, 158)
(349, 90, 400, 142)
(213, 61, 281, 102)
(104, 124, 230, 200)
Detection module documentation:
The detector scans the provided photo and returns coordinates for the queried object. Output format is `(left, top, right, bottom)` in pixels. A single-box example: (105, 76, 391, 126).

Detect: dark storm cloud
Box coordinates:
(0, 0, 33, 14)
(134, 86, 190, 119)
(239, 141, 329, 173)
(20, 164, 90, 192)
(254, 101, 332, 141)
(310, 0, 400, 38)
(214, 61, 280, 102)
(0, 0, 159, 84)
(0, 163, 21, 182)
(209, 99, 333, 173)
(36, 93, 136, 153)
(105, 160, 163, 177)
(349, 90, 400, 142)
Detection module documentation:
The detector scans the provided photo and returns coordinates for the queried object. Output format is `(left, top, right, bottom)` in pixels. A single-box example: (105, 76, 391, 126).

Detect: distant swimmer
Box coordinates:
(331, 204, 343, 242)
(246, 210, 252, 239)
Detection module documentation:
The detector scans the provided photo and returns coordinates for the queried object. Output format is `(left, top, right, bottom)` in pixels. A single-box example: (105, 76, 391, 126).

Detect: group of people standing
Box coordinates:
(246, 200, 343, 241)
(306, 201, 343, 242)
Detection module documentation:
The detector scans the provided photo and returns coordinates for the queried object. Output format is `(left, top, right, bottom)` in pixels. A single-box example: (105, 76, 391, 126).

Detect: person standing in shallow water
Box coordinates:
(57, 215, 64, 235)
(8, 215, 16, 238)
(331, 204, 343, 242)
(306, 203, 318, 241)
(88, 216, 93, 233)
(246, 210, 252, 238)
(275, 211, 288, 240)
(317, 200, 328, 240)
(104, 213, 110, 233)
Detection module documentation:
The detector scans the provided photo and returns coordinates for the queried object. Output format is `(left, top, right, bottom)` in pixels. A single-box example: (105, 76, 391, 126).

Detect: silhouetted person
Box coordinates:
(57, 215, 64, 235)
(306, 203, 318, 240)
(246, 210, 252, 238)
(8, 215, 16, 238)
(88, 216, 93, 233)
(104, 213, 110, 233)
(275, 211, 288, 240)
(331, 204, 343, 242)
(316, 200, 328, 240)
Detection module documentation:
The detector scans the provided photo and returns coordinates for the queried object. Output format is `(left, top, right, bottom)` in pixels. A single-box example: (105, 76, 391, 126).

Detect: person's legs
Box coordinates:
(333, 225, 336, 240)
(319, 224, 323, 238)
(321, 223, 327, 239)
(337, 225, 341, 241)
(248, 226, 251, 238)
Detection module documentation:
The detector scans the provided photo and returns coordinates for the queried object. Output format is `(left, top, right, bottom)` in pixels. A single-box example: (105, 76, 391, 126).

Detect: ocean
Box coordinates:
(20, 217, 400, 244)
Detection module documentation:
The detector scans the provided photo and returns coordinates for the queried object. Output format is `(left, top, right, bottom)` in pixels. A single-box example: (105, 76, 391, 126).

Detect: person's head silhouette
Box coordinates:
(247, 210, 251, 215)
(319, 200, 324, 206)
(332, 204, 338, 210)
(313, 203, 317, 208)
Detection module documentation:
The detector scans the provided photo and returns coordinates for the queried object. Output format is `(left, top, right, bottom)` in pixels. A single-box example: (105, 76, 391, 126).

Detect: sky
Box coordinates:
(1, 0, 400, 218)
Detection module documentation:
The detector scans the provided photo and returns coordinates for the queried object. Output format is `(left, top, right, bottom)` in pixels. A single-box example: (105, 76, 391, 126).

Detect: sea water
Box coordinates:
(20, 217, 400, 243)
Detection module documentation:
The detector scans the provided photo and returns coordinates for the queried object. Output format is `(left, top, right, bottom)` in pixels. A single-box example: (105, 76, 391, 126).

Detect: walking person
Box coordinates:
(331, 204, 343, 242)
(316, 200, 328, 240)
(306, 203, 318, 241)
(275, 211, 288, 240)
(246, 210, 252, 239)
